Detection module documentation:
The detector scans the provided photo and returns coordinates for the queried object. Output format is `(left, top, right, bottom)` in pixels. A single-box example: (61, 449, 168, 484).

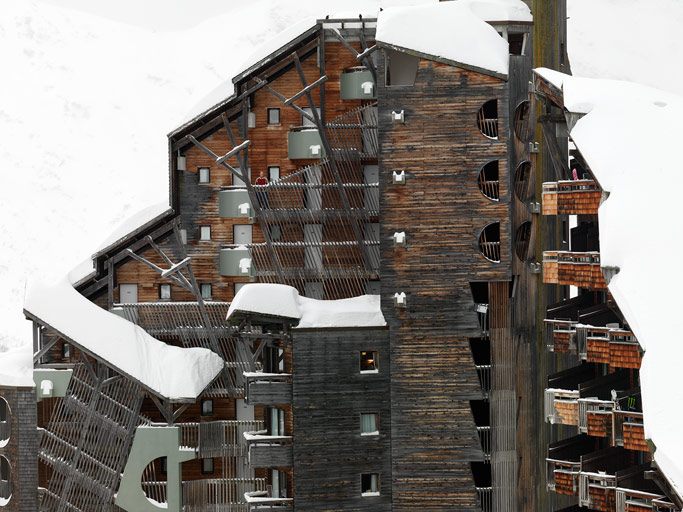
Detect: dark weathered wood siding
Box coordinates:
(291, 327, 392, 512)
(377, 52, 510, 511)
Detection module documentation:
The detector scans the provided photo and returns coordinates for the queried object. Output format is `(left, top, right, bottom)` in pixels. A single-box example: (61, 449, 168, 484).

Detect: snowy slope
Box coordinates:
(0, 0, 432, 352)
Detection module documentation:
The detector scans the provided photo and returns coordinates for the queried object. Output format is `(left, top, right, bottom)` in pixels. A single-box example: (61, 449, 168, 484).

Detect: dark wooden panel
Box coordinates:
(292, 328, 392, 512)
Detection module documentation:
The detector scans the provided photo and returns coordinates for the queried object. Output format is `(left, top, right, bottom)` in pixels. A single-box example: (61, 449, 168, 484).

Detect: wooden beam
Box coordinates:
(284, 75, 328, 106)
(540, 119, 570, 180)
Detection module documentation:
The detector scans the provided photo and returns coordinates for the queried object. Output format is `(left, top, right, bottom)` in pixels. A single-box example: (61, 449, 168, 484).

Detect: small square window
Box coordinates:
(200, 284, 212, 301)
(201, 458, 214, 474)
(62, 343, 70, 359)
(360, 413, 379, 436)
(200, 226, 211, 241)
(159, 284, 171, 300)
(361, 473, 380, 496)
(267, 108, 280, 125)
(268, 166, 280, 182)
(199, 167, 210, 183)
(360, 351, 378, 373)
(201, 399, 213, 416)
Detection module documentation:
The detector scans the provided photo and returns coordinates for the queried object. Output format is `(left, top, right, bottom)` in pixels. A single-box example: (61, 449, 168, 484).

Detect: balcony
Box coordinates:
(244, 491, 293, 511)
(476, 365, 491, 399)
(578, 454, 648, 511)
(576, 326, 642, 370)
(615, 488, 677, 512)
(172, 420, 264, 458)
(219, 188, 253, 218)
(547, 435, 598, 495)
(141, 478, 266, 512)
(477, 425, 491, 462)
(544, 318, 578, 353)
(340, 67, 376, 100)
(543, 251, 607, 289)
(476, 486, 493, 512)
(244, 431, 293, 468)
(545, 366, 630, 428)
(243, 373, 292, 406)
(0, 420, 9, 443)
(542, 180, 603, 215)
(220, 246, 254, 277)
(288, 128, 324, 160)
(613, 411, 648, 453)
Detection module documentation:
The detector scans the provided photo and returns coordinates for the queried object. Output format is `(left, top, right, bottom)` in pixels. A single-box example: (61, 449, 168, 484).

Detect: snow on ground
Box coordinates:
(227, 284, 386, 328)
(535, 68, 683, 499)
(0, 0, 433, 352)
(25, 274, 224, 399)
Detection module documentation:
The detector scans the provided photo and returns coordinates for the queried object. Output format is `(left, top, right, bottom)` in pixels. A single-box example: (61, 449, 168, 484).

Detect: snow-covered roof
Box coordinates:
(94, 202, 173, 256)
(24, 274, 224, 400)
(226, 283, 386, 329)
(376, 1, 512, 77)
(0, 344, 34, 388)
(456, 0, 532, 23)
(535, 68, 683, 498)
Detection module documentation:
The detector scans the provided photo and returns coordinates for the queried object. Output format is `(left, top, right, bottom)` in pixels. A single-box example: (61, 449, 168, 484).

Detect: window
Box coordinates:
(200, 284, 212, 300)
(478, 223, 501, 263)
(201, 399, 213, 416)
(247, 111, 256, 128)
(200, 226, 211, 241)
(268, 166, 280, 182)
(360, 351, 378, 373)
(267, 108, 280, 125)
(234, 282, 246, 297)
(508, 32, 526, 55)
(180, 229, 187, 245)
(62, 342, 70, 359)
(477, 100, 499, 139)
(198, 167, 210, 183)
(385, 48, 418, 86)
(302, 107, 320, 128)
(159, 284, 171, 300)
(360, 413, 379, 436)
(478, 161, 500, 201)
(361, 473, 380, 496)
(201, 458, 214, 474)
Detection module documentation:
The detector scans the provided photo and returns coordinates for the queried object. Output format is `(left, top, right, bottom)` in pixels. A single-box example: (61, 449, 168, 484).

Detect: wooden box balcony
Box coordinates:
(545, 319, 578, 353)
(245, 491, 293, 511)
(575, 326, 643, 370)
(547, 435, 598, 496)
(615, 488, 674, 512)
(220, 246, 254, 277)
(543, 251, 608, 289)
(542, 180, 603, 215)
(613, 412, 648, 453)
(578, 449, 643, 511)
(609, 330, 642, 370)
(173, 420, 264, 458)
(243, 372, 292, 406)
(244, 431, 293, 468)
(579, 398, 615, 436)
(219, 187, 253, 218)
(545, 388, 580, 426)
(182, 478, 267, 511)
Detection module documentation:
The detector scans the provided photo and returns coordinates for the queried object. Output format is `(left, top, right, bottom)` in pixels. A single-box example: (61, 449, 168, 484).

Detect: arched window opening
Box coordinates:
(0, 398, 9, 447)
(0, 456, 11, 505)
(478, 223, 501, 263)
(514, 161, 532, 202)
(478, 161, 500, 201)
(514, 101, 531, 142)
(477, 100, 498, 139)
(515, 221, 532, 261)
(141, 457, 167, 507)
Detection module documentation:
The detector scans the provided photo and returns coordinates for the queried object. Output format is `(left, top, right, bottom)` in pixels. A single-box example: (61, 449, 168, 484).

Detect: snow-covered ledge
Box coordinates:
(24, 275, 224, 401)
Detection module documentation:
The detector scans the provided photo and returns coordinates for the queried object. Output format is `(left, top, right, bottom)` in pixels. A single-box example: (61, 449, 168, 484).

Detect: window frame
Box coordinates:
(360, 473, 380, 496)
(198, 167, 210, 184)
(200, 283, 212, 301)
(201, 399, 213, 417)
(360, 413, 380, 436)
(62, 343, 70, 359)
(159, 284, 171, 301)
(201, 457, 214, 475)
(200, 225, 211, 241)
(359, 350, 379, 374)
(267, 108, 281, 125)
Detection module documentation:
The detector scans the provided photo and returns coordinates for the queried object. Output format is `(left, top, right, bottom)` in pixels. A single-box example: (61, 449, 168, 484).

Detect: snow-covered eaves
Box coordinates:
(533, 68, 683, 501)
(0, 345, 34, 388)
(227, 283, 386, 329)
(24, 275, 224, 401)
(376, 1, 530, 78)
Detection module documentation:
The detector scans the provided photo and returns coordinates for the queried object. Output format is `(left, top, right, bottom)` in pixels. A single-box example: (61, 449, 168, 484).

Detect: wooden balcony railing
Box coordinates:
(155, 420, 264, 458)
(545, 389, 580, 425)
(476, 486, 493, 512)
(243, 373, 292, 406)
(0, 479, 10, 500)
(0, 420, 9, 442)
(547, 458, 581, 495)
(579, 470, 618, 509)
(545, 319, 578, 353)
(477, 113, 499, 139)
(613, 411, 647, 453)
(542, 180, 602, 215)
(615, 488, 669, 512)
(543, 251, 607, 289)
(243, 431, 293, 468)
(578, 398, 615, 435)
(142, 478, 267, 512)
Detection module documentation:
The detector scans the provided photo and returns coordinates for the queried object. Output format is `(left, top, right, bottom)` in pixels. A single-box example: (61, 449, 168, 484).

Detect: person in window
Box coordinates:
(255, 170, 269, 209)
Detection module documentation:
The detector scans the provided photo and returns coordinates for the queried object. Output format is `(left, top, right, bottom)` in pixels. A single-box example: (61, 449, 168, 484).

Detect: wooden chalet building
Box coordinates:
(12, 1, 678, 512)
